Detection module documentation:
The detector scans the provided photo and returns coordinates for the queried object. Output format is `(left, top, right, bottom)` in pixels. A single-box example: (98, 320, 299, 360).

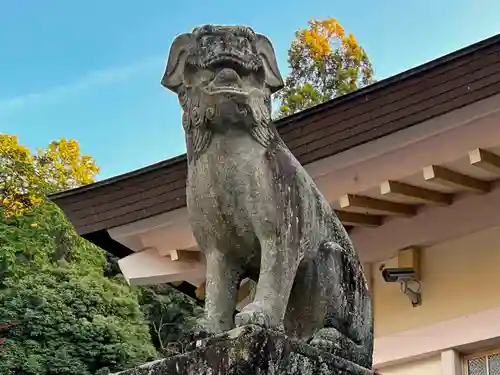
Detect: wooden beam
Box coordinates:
(380, 180, 453, 206)
(195, 282, 206, 300)
(423, 165, 490, 194)
(195, 279, 255, 304)
(168, 249, 200, 262)
(339, 194, 416, 217)
(469, 148, 500, 175)
(398, 247, 421, 281)
(237, 278, 255, 304)
(236, 279, 256, 312)
(335, 210, 383, 227)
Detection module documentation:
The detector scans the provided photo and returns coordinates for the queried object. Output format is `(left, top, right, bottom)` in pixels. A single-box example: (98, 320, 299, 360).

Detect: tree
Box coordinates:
(0, 135, 99, 217)
(0, 134, 160, 374)
(0, 134, 104, 283)
(277, 18, 375, 117)
(0, 265, 157, 375)
(0, 134, 204, 373)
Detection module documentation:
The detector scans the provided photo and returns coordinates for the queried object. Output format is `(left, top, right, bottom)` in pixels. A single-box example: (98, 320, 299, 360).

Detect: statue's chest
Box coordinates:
(186, 132, 272, 223)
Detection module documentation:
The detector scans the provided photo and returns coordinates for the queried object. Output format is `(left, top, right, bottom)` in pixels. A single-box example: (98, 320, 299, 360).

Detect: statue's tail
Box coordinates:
(318, 240, 374, 369)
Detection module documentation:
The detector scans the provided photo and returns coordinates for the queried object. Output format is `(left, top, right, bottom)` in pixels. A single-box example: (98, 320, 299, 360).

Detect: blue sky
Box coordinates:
(2, 0, 500, 180)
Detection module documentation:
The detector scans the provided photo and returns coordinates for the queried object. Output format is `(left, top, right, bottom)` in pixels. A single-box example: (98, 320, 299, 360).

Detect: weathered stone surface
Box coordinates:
(114, 325, 375, 375)
(161, 24, 373, 369)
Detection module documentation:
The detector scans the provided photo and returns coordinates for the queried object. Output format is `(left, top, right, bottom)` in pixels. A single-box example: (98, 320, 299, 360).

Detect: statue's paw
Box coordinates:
(309, 337, 338, 352)
(309, 328, 342, 352)
(235, 301, 281, 330)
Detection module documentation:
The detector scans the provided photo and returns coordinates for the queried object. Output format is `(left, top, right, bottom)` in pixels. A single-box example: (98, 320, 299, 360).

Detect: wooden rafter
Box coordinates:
(380, 180, 453, 206)
(335, 210, 383, 227)
(195, 282, 206, 300)
(469, 148, 500, 175)
(237, 279, 254, 304)
(339, 194, 416, 217)
(194, 279, 255, 304)
(423, 165, 490, 194)
(168, 249, 200, 262)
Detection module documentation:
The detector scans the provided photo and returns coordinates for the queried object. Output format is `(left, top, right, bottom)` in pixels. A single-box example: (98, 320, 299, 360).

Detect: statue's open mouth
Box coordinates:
(205, 53, 260, 74)
(205, 64, 249, 96)
(206, 84, 247, 96)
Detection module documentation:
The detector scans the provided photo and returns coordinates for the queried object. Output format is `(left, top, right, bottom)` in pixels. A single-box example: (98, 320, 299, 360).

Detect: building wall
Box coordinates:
(377, 356, 441, 375)
(370, 224, 500, 374)
(372, 223, 500, 338)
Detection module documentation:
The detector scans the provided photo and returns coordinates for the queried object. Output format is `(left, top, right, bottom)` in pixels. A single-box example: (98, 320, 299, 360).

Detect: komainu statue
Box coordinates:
(162, 25, 373, 368)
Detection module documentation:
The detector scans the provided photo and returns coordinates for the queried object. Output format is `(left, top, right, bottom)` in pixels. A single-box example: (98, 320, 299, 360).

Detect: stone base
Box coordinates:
(114, 325, 375, 375)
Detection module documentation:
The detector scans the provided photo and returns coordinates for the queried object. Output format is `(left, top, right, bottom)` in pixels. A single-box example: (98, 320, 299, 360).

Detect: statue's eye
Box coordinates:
(243, 69, 265, 86)
(241, 39, 250, 50)
(201, 36, 210, 46)
(184, 65, 214, 86)
(198, 69, 215, 83)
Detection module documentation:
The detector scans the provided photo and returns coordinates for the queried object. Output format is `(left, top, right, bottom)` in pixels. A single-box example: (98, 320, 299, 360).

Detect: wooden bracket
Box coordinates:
(380, 180, 453, 206)
(469, 148, 500, 175)
(335, 210, 383, 227)
(423, 165, 490, 194)
(339, 194, 416, 217)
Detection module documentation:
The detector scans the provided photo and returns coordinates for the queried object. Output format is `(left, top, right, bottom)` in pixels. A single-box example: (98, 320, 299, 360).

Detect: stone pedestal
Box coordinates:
(114, 325, 375, 375)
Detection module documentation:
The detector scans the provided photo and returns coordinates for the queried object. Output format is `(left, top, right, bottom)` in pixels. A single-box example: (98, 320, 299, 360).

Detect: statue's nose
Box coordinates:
(216, 68, 239, 84)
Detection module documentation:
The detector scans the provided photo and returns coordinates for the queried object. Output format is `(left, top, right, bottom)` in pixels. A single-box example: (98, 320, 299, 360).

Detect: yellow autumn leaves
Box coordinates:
(0, 134, 99, 217)
(296, 18, 365, 62)
(277, 17, 374, 118)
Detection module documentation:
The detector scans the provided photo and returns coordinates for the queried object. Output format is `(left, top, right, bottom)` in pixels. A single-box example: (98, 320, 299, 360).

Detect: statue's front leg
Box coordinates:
(198, 249, 242, 334)
(235, 237, 300, 331)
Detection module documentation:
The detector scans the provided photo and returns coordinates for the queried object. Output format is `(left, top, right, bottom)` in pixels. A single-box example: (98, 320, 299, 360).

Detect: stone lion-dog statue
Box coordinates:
(161, 25, 373, 368)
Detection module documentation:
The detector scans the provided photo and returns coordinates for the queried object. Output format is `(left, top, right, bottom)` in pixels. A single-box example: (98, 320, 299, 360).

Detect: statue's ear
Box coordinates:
(256, 34, 284, 94)
(161, 33, 195, 93)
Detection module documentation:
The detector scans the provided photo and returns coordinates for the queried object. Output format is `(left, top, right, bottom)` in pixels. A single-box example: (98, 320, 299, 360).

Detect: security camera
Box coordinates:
(380, 267, 418, 283)
(379, 264, 422, 307)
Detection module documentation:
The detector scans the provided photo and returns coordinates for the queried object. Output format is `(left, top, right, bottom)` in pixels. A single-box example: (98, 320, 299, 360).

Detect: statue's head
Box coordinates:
(162, 25, 283, 134)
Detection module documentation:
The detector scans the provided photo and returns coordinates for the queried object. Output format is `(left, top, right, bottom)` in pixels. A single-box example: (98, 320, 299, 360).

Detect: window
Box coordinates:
(465, 349, 500, 375)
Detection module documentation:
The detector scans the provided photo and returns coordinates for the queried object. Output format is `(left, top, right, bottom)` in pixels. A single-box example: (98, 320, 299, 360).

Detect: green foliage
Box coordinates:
(0, 265, 157, 375)
(0, 134, 164, 374)
(138, 284, 202, 356)
(0, 202, 105, 282)
(101, 254, 203, 355)
(0, 199, 203, 374)
(0, 133, 204, 374)
(0, 200, 160, 375)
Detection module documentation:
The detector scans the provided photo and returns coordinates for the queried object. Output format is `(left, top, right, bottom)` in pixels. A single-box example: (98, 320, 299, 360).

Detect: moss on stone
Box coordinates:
(114, 325, 375, 375)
